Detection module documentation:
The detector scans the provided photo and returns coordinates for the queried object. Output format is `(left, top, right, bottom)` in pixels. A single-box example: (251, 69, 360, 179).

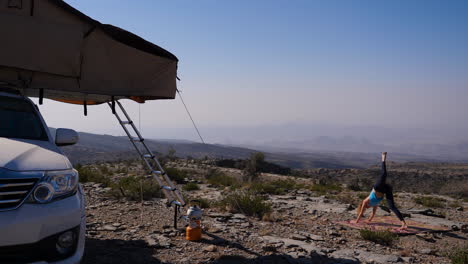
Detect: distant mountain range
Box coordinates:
(243, 137, 468, 162)
(138, 123, 468, 162)
(56, 130, 464, 169)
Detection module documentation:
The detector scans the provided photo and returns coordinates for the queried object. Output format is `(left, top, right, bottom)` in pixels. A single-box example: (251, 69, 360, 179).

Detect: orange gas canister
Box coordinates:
(186, 206, 202, 241)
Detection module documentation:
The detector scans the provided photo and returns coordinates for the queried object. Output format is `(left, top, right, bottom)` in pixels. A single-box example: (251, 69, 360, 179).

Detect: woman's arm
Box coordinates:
(366, 206, 377, 222)
(355, 199, 367, 222)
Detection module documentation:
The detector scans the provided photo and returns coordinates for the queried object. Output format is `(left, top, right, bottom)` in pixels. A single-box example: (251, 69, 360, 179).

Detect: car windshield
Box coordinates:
(0, 95, 48, 141)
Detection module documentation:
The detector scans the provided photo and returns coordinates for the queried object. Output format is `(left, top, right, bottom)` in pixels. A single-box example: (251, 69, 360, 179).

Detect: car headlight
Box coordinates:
(32, 169, 79, 203)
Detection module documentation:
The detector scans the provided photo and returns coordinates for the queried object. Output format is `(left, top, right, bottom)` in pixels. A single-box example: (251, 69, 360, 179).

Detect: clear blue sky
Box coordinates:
(38, 0, 468, 142)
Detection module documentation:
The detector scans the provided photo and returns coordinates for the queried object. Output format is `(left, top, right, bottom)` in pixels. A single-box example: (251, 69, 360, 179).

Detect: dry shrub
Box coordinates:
(359, 229, 398, 245)
(218, 191, 272, 219)
(414, 196, 446, 208)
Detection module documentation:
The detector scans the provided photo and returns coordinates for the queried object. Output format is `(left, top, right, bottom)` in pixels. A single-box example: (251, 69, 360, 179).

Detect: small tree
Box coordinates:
(243, 152, 265, 182)
(166, 146, 177, 161)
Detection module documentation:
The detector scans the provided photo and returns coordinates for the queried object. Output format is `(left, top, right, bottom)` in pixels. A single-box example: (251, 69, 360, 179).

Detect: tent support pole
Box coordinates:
(39, 88, 43, 105)
(83, 100, 87, 116)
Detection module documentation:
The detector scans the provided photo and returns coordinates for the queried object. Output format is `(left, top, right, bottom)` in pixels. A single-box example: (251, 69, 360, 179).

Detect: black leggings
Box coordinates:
(373, 161, 404, 221)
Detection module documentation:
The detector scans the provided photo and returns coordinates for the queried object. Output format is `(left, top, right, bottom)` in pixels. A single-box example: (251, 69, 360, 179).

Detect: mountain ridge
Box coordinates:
(56, 130, 462, 169)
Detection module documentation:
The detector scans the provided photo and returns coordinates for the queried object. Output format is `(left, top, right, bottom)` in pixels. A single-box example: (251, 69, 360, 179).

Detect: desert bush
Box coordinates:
(250, 179, 297, 195)
(205, 169, 240, 188)
(359, 229, 398, 245)
(217, 158, 291, 175)
(165, 167, 188, 184)
(98, 164, 111, 175)
(308, 183, 342, 195)
(110, 176, 162, 200)
(358, 192, 368, 199)
(448, 200, 463, 208)
(183, 182, 200, 191)
(190, 198, 211, 209)
(116, 166, 128, 174)
(77, 165, 111, 186)
(165, 146, 178, 161)
(348, 181, 362, 191)
(333, 193, 355, 204)
(447, 245, 468, 264)
(243, 152, 265, 182)
(414, 196, 446, 208)
(218, 191, 272, 218)
(215, 159, 245, 170)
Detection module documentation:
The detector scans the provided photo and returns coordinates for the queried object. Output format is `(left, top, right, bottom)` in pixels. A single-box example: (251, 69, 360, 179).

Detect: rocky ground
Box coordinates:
(80, 161, 467, 264)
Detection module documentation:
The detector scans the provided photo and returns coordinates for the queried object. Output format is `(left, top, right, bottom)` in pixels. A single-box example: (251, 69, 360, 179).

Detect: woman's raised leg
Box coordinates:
(374, 152, 388, 191)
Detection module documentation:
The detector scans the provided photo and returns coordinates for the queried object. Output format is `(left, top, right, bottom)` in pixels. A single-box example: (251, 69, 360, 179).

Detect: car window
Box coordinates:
(0, 96, 48, 141)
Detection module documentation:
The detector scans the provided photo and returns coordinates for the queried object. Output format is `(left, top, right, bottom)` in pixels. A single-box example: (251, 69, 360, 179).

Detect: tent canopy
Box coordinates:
(0, 0, 178, 104)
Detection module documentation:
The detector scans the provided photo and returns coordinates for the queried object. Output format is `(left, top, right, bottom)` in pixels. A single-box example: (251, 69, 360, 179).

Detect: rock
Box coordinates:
(203, 245, 217, 252)
(462, 224, 468, 233)
(415, 233, 435, 243)
(286, 243, 299, 248)
(338, 238, 347, 244)
(297, 231, 325, 241)
(329, 249, 358, 263)
(418, 248, 433, 255)
(145, 236, 158, 247)
(366, 254, 401, 264)
(261, 236, 322, 254)
(102, 225, 117, 231)
(262, 244, 280, 252)
(144, 234, 172, 248)
(456, 207, 463, 211)
(112, 222, 122, 227)
(357, 250, 402, 264)
(402, 256, 414, 263)
(327, 229, 340, 237)
(291, 234, 308, 241)
(407, 208, 445, 218)
(240, 222, 251, 228)
(232, 213, 247, 219)
(209, 227, 222, 233)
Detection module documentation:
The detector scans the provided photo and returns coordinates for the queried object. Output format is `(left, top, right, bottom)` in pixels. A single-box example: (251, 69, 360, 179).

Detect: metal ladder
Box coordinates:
(108, 100, 186, 209)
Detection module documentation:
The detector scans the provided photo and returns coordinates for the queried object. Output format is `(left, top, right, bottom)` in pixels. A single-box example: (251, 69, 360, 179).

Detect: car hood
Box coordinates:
(0, 138, 71, 171)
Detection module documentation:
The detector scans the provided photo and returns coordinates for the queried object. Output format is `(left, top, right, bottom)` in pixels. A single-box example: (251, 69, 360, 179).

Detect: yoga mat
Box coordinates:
(336, 216, 451, 234)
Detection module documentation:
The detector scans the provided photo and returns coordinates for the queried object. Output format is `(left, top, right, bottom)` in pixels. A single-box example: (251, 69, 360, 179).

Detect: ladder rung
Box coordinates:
(170, 200, 183, 207)
(143, 154, 155, 159)
(161, 185, 177, 191)
(120, 121, 133, 125)
(131, 137, 144, 142)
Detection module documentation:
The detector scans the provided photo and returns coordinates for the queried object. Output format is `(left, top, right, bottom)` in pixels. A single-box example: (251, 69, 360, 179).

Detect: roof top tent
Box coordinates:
(0, 0, 186, 219)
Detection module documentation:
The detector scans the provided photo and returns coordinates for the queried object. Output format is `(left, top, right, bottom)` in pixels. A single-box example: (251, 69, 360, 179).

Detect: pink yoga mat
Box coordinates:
(336, 216, 450, 234)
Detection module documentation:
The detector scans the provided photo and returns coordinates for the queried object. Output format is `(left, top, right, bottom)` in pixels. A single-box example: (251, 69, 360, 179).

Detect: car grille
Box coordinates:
(0, 178, 37, 211)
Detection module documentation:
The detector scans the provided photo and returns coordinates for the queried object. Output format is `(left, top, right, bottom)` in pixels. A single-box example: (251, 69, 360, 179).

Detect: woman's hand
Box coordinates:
(399, 221, 408, 230)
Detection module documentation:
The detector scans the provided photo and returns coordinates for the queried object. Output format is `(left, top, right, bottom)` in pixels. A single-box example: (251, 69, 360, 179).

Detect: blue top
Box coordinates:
(369, 189, 383, 206)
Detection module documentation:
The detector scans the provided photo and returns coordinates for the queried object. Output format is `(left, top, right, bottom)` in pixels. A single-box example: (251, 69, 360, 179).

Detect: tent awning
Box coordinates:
(0, 0, 178, 104)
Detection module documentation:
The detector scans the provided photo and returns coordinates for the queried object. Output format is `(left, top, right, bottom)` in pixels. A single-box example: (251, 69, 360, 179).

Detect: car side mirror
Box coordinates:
(55, 128, 79, 146)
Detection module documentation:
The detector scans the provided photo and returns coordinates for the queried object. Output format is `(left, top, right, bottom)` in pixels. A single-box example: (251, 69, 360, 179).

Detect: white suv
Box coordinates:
(0, 90, 85, 264)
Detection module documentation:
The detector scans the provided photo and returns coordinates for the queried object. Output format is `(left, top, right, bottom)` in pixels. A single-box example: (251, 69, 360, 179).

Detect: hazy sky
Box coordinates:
(36, 0, 468, 143)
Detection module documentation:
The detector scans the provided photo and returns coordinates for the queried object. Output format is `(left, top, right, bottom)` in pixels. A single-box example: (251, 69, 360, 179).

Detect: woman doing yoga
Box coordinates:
(354, 152, 407, 229)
